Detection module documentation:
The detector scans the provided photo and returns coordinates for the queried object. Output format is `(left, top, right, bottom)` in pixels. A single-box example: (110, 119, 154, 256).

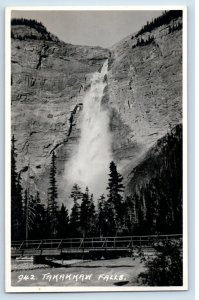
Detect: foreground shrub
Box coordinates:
(138, 239, 183, 286)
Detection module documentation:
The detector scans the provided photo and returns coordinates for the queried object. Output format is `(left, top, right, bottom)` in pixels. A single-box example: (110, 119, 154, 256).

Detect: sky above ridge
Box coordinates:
(11, 10, 164, 48)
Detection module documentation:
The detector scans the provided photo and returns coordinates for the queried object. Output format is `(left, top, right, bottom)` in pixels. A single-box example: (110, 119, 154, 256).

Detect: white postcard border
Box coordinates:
(5, 5, 188, 293)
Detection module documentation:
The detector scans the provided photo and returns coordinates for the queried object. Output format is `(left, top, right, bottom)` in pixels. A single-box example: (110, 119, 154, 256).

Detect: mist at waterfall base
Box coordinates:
(65, 60, 113, 199)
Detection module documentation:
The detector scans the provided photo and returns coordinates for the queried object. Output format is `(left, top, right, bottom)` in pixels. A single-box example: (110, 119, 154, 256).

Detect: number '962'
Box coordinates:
(17, 274, 36, 282)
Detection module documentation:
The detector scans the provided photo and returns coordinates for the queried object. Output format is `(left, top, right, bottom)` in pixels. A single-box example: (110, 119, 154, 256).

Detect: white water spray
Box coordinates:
(66, 60, 112, 197)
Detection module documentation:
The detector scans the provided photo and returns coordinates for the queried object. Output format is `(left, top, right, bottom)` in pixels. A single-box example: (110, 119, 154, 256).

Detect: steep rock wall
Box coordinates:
(11, 25, 110, 202)
(107, 17, 182, 179)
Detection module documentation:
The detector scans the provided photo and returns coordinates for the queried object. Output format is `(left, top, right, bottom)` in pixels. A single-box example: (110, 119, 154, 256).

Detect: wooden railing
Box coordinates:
(11, 234, 182, 251)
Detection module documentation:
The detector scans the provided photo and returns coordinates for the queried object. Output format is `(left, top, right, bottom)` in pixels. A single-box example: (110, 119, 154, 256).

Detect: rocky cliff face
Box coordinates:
(107, 17, 182, 179)
(11, 24, 110, 202)
(11, 16, 182, 204)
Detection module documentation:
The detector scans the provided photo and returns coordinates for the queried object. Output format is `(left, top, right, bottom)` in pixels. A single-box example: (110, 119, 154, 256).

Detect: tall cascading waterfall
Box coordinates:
(66, 60, 112, 197)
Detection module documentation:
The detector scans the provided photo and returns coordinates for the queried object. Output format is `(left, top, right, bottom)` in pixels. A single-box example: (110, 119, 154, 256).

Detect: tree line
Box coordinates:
(125, 124, 182, 235)
(11, 18, 49, 35)
(168, 22, 183, 34)
(11, 137, 125, 240)
(11, 18, 54, 41)
(11, 31, 53, 41)
(132, 10, 183, 39)
(11, 124, 182, 241)
(132, 35, 155, 49)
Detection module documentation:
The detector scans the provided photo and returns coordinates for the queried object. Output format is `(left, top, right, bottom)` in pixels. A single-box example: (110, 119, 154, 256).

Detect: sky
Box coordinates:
(11, 10, 164, 47)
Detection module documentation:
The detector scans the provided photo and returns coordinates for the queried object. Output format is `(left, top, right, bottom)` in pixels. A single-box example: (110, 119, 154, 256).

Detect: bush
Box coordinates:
(138, 239, 183, 286)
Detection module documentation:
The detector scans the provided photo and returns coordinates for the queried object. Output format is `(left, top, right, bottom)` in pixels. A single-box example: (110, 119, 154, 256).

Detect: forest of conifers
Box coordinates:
(11, 124, 182, 241)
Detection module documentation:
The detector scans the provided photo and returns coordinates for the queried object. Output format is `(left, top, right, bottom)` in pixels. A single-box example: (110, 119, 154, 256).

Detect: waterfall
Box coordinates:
(66, 60, 112, 197)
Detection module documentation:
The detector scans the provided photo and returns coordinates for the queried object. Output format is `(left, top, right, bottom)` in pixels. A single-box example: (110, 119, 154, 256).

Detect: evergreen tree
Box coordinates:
(70, 183, 82, 202)
(11, 135, 24, 240)
(69, 200, 81, 237)
(80, 188, 97, 237)
(57, 203, 69, 238)
(107, 161, 124, 230)
(136, 193, 146, 235)
(80, 187, 91, 237)
(144, 183, 156, 234)
(97, 194, 115, 236)
(29, 192, 46, 239)
(123, 195, 137, 235)
(69, 183, 82, 237)
(47, 151, 58, 237)
(88, 193, 96, 236)
(23, 189, 29, 240)
(97, 194, 106, 236)
(104, 198, 116, 236)
(23, 190, 38, 240)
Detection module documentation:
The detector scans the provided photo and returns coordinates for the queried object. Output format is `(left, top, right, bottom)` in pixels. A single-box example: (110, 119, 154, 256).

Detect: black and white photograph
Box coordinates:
(5, 6, 187, 292)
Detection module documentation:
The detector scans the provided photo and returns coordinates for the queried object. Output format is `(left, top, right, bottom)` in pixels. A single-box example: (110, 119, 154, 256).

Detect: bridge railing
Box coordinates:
(11, 234, 182, 251)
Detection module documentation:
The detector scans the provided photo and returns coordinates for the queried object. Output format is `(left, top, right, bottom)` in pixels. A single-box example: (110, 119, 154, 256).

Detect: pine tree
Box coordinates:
(136, 192, 145, 235)
(97, 194, 105, 236)
(80, 187, 90, 237)
(104, 198, 116, 236)
(69, 200, 81, 237)
(47, 151, 58, 237)
(11, 135, 24, 240)
(69, 183, 82, 237)
(79, 188, 97, 237)
(57, 203, 69, 238)
(70, 183, 82, 202)
(97, 194, 116, 237)
(123, 196, 136, 235)
(30, 192, 46, 239)
(23, 190, 38, 240)
(97, 194, 108, 236)
(88, 193, 96, 236)
(23, 189, 29, 241)
(107, 161, 124, 230)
